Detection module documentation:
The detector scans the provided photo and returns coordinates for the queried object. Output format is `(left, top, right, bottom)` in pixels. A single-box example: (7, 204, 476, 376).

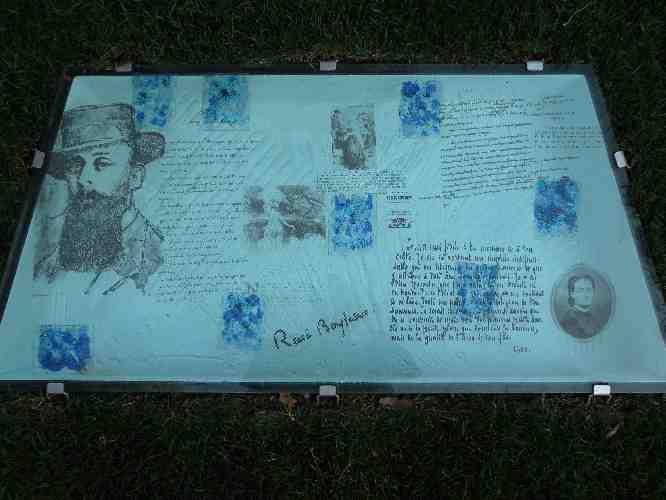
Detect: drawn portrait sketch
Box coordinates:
(551, 265, 615, 340)
(33, 103, 166, 295)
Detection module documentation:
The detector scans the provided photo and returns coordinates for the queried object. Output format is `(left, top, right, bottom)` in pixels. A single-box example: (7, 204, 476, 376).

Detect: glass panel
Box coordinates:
(1, 70, 664, 391)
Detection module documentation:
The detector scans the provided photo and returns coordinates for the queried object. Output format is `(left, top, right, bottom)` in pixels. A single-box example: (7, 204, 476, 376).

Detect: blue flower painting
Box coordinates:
(534, 177, 578, 235)
(455, 263, 498, 319)
(331, 193, 374, 251)
(223, 293, 263, 350)
(132, 75, 173, 129)
(203, 75, 249, 128)
(38, 325, 91, 372)
(399, 80, 442, 137)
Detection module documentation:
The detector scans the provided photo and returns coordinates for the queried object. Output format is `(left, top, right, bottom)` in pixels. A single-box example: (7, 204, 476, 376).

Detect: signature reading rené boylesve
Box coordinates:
(273, 308, 369, 350)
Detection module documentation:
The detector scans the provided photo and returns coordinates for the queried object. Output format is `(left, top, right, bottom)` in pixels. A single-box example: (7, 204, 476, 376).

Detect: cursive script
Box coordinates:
(273, 309, 369, 350)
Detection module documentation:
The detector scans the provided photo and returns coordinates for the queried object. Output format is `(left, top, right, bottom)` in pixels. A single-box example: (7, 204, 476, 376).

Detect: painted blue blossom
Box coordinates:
(223, 293, 263, 350)
(38, 325, 91, 372)
(331, 193, 373, 251)
(401, 81, 420, 97)
(132, 75, 173, 129)
(455, 263, 498, 319)
(202, 75, 249, 127)
(399, 80, 442, 137)
(534, 177, 578, 235)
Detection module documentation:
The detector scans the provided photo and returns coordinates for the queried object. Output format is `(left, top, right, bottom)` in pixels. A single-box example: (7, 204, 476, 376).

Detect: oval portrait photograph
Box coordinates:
(551, 264, 615, 340)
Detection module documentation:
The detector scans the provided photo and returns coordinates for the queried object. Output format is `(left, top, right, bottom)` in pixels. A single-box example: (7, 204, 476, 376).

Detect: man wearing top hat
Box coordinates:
(33, 103, 166, 295)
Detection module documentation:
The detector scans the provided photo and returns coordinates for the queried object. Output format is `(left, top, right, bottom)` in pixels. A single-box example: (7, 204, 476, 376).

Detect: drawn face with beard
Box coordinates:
(58, 141, 144, 272)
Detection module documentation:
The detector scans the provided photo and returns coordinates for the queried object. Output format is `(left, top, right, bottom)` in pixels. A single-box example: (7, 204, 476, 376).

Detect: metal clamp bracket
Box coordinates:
(526, 60, 544, 72)
(46, 382, 69, 398)
(593, 384, 611, 396)
(317, 384, 340, 403)
(614, 151, 629, 169)
(319, 60, 337, 72)
(31, 149, 45, 169)
(114, 62, 133, 73)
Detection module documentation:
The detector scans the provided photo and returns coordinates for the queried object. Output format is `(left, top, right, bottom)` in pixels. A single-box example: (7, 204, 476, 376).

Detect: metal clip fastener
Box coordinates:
(526, 60, 544, 72)
(317, 384, 340, 403)
(614, 151, 629, 169)
(46, 382, 69, 398)
(114, 62, 133, 72)
(593, 384, 611, 396)
(31, 150, 45, 169)
(319, 60, 337, 72)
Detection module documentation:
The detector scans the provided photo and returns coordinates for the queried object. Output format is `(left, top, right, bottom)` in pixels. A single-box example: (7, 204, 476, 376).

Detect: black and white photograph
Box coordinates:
(330, 104, 376, 170)
(243, 185, 326, 250)
(551, 264, 615, 340)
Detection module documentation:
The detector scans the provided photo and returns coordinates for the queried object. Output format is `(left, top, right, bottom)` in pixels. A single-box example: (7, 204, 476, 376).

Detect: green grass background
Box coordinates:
(1, 0, 665, 498)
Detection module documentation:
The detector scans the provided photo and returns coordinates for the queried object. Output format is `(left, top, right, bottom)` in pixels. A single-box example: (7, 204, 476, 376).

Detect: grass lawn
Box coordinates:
(1, 0, 665, 498)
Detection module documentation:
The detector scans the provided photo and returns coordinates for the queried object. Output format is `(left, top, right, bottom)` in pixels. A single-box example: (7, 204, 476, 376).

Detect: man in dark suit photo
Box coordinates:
(560, 274, 602, 339)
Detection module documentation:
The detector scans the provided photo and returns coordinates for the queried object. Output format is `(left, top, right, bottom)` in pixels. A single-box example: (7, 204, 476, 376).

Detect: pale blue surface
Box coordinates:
(0, 72, 664, 389)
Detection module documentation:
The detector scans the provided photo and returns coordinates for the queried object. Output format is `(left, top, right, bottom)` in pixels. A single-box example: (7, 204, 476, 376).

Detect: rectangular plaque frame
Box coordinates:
(1, 64, 665, 394)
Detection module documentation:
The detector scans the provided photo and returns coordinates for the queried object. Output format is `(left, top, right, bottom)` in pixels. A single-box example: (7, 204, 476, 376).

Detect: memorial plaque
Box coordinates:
(1, 65, 664, 393)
